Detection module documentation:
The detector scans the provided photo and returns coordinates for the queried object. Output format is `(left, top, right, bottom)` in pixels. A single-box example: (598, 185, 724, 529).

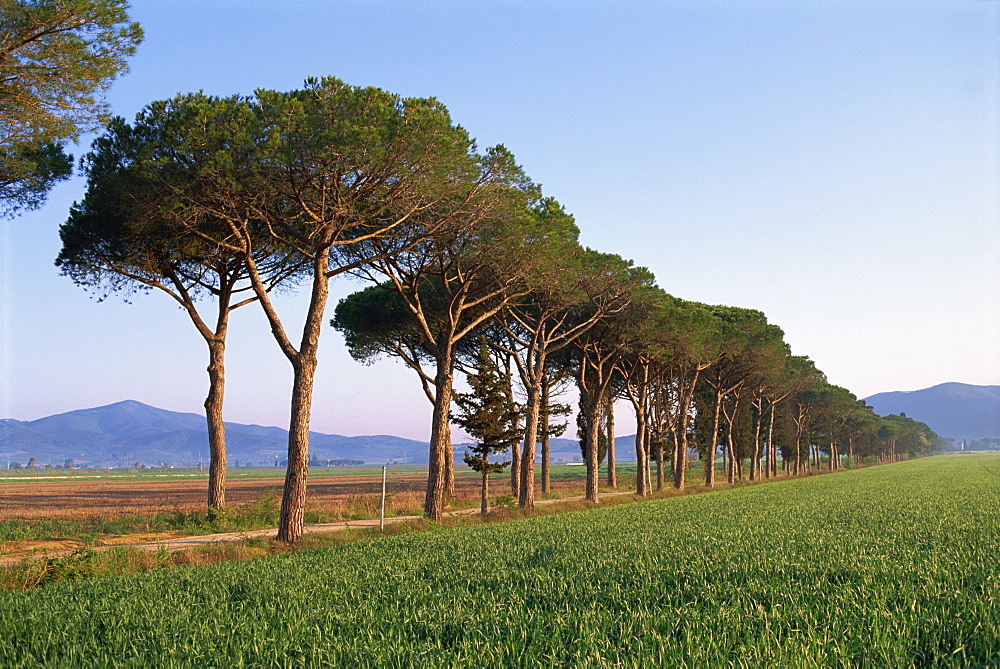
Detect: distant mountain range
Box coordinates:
(5, 384, 994, 467)
(864, 383, 1000, 443)
(0, 400, 637, 468)
(0, 401, 430, 468)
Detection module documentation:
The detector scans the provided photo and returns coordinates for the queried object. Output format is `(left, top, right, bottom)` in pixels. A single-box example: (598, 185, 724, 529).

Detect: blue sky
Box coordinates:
(2, 0, 997, 440)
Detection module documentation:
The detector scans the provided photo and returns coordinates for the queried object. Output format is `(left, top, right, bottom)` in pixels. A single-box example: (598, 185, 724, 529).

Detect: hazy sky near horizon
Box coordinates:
(2, 0, 998, 441)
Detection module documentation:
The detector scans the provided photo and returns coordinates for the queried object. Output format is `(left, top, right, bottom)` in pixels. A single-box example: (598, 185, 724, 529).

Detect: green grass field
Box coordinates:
(0, 453, 996, 666)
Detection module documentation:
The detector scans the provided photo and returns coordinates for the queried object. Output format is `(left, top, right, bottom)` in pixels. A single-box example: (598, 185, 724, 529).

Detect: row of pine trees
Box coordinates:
(57, 78, 938, 542)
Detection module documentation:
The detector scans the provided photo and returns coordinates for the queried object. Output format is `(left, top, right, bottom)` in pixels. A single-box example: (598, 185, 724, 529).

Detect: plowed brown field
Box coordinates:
(0, 468, 586, 520)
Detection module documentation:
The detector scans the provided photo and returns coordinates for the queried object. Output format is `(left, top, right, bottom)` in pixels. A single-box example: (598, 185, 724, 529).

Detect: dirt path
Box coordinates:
(0, 491, 636, 567)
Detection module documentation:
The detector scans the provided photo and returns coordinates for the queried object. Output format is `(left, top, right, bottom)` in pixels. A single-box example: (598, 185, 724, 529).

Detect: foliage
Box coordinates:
(451, 340, 519, 513)
(332, 281, 436, 370)
(452, 341, 519, 476)
(537, 395, 570, 442)
(0, 140, 70, 215)
(54, 95, 284, 516)
(0, 0, 142, 215)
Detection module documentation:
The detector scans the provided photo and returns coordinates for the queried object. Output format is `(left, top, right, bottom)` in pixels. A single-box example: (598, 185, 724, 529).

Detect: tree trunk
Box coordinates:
(672, 375, 693, 490)
(655, 436, 664, 490)
(277, 354, 318, 543)
(481, 471, 489, 515)
(671, 430, 682, 487)
(767, 403, 777, 478)
(581, 393, 601, 503)
(634, 409, 648, 496)
(705, 390, 722, 487)
(585, 413, 600, 502)
(675, 424, 689, 489)
(793, 406, 805, 476)
(540, 376, 551, 494)
(725, 415, 735, 485)
(276, 255, 329, 544)
(606, 399, 617, 488)
(178, 278, 237, 520)
(444, 441, 455, 498)
(644, 425, 653, 492)
(204, 338, 228, 517)
(519, 384, 541, 510)
(509, 391, 522, 499)
(749, 400, 761, 482)
(673, 371, 698, 490)
(509, 438, 521, 497)
(424, 345, 455, 521)
(765, 403, 772, 478)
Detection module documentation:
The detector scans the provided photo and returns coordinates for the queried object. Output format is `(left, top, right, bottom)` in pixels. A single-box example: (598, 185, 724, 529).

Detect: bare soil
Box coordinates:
(0, 467, 592, 522)
(0, 469, 489, 520)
